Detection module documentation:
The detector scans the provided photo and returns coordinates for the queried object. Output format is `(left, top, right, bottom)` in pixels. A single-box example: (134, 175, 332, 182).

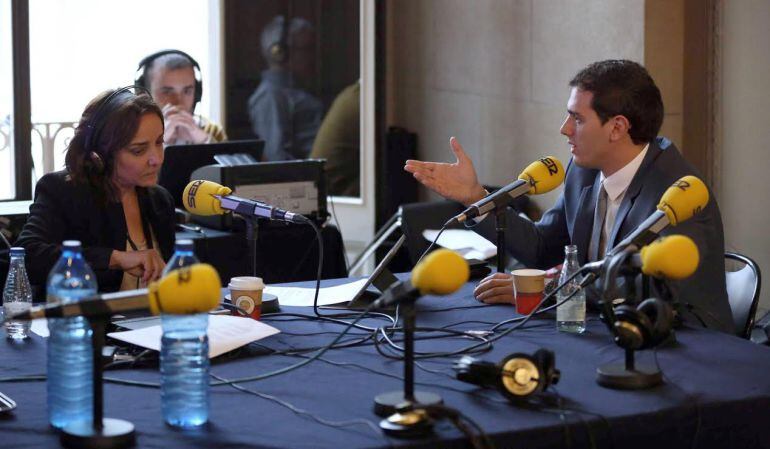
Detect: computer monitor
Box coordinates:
(158, 139, 265, 208)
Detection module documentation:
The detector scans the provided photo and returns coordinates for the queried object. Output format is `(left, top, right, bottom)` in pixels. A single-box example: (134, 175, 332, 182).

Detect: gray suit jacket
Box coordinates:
(472, 137, 733, 333)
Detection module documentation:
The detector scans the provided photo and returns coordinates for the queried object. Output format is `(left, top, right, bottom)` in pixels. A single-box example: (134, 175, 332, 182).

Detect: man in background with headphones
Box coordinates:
(137, 50, 227, 146)
(248, 15, 323, 161)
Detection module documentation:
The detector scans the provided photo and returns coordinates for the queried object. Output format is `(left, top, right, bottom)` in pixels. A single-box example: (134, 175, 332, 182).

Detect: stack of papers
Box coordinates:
(423, 229, 497, 260)
(104, 315, 278, 359)
(264, 278, 369, 307)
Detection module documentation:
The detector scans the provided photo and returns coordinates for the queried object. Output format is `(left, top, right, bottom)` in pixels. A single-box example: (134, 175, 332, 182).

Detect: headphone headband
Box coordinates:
(135, 49, 202, 107)
(268, 16, 290, 64)
(84, 85, 150, 156)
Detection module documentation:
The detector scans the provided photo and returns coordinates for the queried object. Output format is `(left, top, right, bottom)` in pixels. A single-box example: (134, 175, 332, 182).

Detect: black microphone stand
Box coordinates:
(374, 294, 441, 437)
(60, 317, 135, 449)
(495, 208, 507, 273)
(244, 216, 260, 277)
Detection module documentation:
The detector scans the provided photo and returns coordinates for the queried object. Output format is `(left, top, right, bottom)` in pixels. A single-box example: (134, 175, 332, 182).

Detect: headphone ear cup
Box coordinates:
(637, 298, 673, 347)
(499, 353, 541, 401)
(89, 151, 105, 174)
(613, 304, 653, 350)
(533, 349, 559, 388)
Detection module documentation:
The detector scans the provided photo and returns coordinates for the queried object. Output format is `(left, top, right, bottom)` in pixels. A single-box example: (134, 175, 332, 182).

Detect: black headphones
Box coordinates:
(610, 298, 674, 350)
(267, 15, 290, 64)
(83, 85, 150, 173)
(135, 49, 202, 108)
(454, 349, 560, 402)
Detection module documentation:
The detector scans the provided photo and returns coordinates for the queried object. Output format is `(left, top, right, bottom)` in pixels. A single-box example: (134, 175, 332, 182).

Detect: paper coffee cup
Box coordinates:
(228, 276, 265, 319)
(512, 269, 545, 315)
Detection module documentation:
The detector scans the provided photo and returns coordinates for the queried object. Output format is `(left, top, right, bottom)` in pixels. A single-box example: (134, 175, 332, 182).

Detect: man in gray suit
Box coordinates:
(405, 60, 732, 333)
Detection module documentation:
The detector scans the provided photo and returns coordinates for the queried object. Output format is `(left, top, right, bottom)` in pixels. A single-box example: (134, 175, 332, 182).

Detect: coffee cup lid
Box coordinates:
(229, 276, 264, 290)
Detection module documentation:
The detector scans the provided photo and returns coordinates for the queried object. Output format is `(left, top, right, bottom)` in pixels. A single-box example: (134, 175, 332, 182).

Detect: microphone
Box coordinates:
(373, 249, 469, 308)
(582, 235, 700, 281)
(7, 263, 222, 321)
(183, 180, 309, 224)
(608, 175, 708, 257)
(454, 156, 565, 223)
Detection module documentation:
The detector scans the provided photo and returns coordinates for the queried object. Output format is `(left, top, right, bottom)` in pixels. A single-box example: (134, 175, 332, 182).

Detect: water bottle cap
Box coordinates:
(9, 247, 25, 256)
(62, 240, 82, 249)
(175, 239, 194, 251)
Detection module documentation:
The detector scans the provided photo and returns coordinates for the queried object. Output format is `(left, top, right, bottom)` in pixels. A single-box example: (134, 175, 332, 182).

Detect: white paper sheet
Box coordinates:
(263, 278, 369, 307)
(422, 229, 497, 260)
(106, 315, 280, 358)
(30, 318, 49, 338)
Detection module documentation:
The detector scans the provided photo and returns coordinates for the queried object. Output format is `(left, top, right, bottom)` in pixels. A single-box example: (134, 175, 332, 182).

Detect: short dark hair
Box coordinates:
(569, 60, 664, 145)
(146, 53, 195, 83)
(65, 89, 163, 203)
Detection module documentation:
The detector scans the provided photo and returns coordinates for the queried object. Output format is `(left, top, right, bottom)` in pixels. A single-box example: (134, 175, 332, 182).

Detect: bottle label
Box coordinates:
(4, 302, 30, 315)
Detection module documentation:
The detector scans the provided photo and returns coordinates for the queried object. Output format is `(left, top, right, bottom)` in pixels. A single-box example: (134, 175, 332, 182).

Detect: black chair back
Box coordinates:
(725, 252, 762, 339)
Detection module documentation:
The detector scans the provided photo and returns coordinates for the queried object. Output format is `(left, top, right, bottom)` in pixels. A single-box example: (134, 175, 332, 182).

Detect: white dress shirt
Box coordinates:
(595, 144, 649, 257)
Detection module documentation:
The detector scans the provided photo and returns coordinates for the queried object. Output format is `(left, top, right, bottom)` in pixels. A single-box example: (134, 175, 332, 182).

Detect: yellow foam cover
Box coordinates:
(657, 175, 709, 225)
(411, 249, 469, 295)
(183, 180, 233, 216)
(640, 235, 699, 280)
(518, 156, 565, 194)
(148, 263, 222, 314)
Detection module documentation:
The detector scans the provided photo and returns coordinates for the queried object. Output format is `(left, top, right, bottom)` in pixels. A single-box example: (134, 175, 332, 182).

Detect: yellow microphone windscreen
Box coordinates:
(640, 235, 699, 280)
(183, 180, 233, 216)
(657, 175, 709, 226)
(411, 249, 469, 295)
(149, 263, 222, 314)
(518, 156, 565, 194)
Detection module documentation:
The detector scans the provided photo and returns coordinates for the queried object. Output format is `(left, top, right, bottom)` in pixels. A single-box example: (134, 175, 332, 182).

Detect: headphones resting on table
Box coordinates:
(454, 348, 560, 402)
(610, 297, 674, 350)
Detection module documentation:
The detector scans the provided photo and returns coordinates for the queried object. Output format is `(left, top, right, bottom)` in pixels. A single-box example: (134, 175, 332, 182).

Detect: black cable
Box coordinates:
(326, 194, 350, 272)
(305, 220, 400, 332)
(209, 373, 389, 443)
(209, 302, 376, 386)
(0, 227, 11, 248)
(414, 217, 454, 267)
(420, 404, 495, 449)
(374, 326, 492, 360)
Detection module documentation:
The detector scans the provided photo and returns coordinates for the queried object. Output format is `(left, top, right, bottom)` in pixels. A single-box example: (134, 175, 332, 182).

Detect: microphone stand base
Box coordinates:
(373, 391, 442, 417)
(596, 362, 662, 390)
(379, 410, 434, 438)
(60, 418, 136, 449)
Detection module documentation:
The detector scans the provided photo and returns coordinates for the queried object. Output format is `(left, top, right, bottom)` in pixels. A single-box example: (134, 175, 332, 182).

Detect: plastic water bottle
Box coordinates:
(3, 247, 32, 339)
(556, 244, 586, 333)
(160, 239, 210, 427)
(46, 240, 96, 428)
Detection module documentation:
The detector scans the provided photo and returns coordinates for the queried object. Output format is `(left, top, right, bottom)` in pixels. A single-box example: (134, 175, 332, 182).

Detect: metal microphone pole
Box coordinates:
(374, 296, 442, 419)
(60, 316, 135, 449)
(495, 208, 507, 273)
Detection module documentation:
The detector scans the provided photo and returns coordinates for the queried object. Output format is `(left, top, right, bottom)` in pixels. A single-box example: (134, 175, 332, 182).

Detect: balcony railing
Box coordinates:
(0, 119, 77, 184)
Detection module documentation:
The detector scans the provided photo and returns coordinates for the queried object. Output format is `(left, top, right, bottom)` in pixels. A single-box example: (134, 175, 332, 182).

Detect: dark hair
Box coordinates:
(65, 88, 163, 203)
(569, 60, 664, 145)
(145, 53, 195, 82)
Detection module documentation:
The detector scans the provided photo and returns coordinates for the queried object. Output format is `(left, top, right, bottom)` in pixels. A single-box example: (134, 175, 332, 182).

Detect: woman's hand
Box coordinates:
(473, 272, 515, 304)
(110, 249, 166, 284)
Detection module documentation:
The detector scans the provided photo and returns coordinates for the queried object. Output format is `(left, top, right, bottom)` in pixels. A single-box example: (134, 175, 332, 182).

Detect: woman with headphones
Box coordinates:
(16, 87, 175, 293)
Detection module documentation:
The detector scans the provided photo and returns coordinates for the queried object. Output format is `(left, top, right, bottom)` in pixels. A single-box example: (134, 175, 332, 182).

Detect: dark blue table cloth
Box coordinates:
(1, 278, 769, 448)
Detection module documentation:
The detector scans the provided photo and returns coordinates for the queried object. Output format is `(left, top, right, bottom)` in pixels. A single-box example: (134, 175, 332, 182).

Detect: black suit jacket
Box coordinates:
(16, 171, 176, 294)
(473, 138, 733, 333)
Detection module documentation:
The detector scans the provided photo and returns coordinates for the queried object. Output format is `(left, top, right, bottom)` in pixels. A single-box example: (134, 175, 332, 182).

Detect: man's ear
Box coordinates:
(608, 115, 631, 142)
